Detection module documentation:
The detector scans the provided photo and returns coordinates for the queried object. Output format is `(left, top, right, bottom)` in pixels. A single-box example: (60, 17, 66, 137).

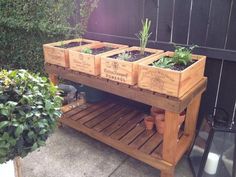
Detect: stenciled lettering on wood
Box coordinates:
(71, 54, 93, 73)
(103, 60, 129, 82)
(140, 68, 175, 91)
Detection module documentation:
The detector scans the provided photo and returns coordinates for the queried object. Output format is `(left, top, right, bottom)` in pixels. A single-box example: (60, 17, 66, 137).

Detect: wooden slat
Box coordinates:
(102, 110, 139, 136)
(110, 114, 145, 140)
(78, 102, 117, 124)
(85, 104, 123, 128)
(120, 122, 145, 144)
(93, 107, 131, 132)
(226, 1, 236, 50)
(45, 64, 207, 113)
(140, 133, 163, 154)
(71, 101, 111, 121)
(205, 0, 232, 48)
(172, 0, 191, 44)
(62, 103, 90, 119)
(59, 116, 173, 171)
(129, 130, 156, 149)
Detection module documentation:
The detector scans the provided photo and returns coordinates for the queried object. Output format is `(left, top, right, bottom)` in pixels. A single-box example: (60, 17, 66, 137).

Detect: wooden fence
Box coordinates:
(84, 0, 236, 127)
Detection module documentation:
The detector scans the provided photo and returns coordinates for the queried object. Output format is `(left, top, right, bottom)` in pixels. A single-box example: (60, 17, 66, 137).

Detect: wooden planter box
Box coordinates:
(138, 52, 206, 97)
(100, 47, 164, 85)
(43, 38, 98, 67)
(69, 42, 128, 75)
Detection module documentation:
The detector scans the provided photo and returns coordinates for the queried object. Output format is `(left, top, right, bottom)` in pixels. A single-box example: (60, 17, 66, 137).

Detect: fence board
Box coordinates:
(226, 1, 236, 50)
(216, 61, 236, 121)
(205, 0, 232, 48)
(87, 0, 143, 38)
(172, 0, 191, 44)
(189, 0, 211, 46)
(156, 0, 174, 42)
(143, 0, 158, 41)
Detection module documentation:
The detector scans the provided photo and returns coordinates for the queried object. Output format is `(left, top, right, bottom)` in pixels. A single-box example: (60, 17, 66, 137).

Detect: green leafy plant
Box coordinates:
(81, 47, 93, 54)
(0, 70, 62, 164)
(136, 18, 152, 55)
(172, 45, 197, 65)
(152, 57, 174, 69)
(116, 52, 132, 61)
(0, 0, 100, 73)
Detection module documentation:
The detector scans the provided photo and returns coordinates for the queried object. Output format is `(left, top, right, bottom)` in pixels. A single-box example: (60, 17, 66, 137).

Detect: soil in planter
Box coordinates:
(56, 41, 90, 48)
(111, 50, 153, 62)
(150, 58, 197, 71)
(91, 46, 114, 55)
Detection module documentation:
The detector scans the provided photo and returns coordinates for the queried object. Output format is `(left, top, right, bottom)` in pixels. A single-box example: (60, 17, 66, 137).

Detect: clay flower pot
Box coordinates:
(154, 111, 165, 134)
(144, 116, 155, 130)
(150, 106, 165, 117)
(155, 110, 186, 134)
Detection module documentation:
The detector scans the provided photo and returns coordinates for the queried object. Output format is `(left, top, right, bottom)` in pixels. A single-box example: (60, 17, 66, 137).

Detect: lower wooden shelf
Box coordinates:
(60, 100, 188, 172)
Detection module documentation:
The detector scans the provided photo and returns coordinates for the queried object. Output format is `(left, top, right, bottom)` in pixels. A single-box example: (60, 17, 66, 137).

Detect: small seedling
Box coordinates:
(172, 44, 197, 65)
(136, 18, 152, 55)
(81, 47, 92, 54)
(152, 57, 174, 69)
(116, 52, 132, 61)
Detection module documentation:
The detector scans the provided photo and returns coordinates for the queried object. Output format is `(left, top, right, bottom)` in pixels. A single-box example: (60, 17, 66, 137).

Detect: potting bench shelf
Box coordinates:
(45, 63, 207, 177)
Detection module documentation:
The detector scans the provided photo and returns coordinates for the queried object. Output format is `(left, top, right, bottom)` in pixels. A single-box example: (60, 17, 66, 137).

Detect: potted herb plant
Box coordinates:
(100, 19, 163, 85)
(138, 45, 206, 97)
(43, 38, 99, 68)
(0, 70, 62, 172)
(68, 42, 128, 75)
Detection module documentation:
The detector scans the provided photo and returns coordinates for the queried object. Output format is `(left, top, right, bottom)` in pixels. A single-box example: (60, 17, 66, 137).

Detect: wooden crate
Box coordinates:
(138, 52, 206, 97)
(43, 38, 98, 67)
(100, 47, 164, 85)
(69, 42, 128, 75)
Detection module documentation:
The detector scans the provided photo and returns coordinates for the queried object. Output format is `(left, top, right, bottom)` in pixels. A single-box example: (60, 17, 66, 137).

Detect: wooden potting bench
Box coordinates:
(45, 63, 207, 177)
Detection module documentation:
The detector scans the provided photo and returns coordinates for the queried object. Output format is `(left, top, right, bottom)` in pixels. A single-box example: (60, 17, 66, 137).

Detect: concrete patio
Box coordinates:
(21, 126, 193, 177)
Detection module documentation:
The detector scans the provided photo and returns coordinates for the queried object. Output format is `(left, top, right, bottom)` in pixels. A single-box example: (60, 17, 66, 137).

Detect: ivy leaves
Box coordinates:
(0, 70, 62, 164)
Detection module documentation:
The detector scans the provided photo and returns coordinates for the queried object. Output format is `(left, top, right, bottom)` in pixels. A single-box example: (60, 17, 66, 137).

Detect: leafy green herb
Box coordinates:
(136, 18, 152, 55)
(81, 47, 93, 54)
(152, 57, 174, 69)
(172, 44, 197, 65)
(116, 52, 132, 61)
(0, 70, 62, 164)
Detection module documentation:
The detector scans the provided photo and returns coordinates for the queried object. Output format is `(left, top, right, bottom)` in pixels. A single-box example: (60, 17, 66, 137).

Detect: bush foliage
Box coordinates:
(0, 70, 62, 163)
(0, 0, 99, 73)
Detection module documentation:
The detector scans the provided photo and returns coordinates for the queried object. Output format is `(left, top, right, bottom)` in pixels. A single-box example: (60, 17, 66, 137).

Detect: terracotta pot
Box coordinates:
(150, 106, 165, 117)
(155, 112, 186, 134)
(144, 116, 155, 130)
(154, 111, 165, 134)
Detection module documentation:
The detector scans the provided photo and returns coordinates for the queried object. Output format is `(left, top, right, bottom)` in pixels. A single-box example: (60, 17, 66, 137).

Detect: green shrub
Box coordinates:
(0, 0, 100, 73)
(0, 70, 62, 163)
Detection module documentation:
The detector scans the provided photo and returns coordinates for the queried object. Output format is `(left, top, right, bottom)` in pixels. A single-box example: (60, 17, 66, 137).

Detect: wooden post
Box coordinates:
(49, 74, 58, 85)
(184, 93, 202, 138)
(14, 157, 22, 177)
(161, 111, 180, 177)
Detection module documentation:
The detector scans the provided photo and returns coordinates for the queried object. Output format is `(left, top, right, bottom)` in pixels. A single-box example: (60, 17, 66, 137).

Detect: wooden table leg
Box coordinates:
(49, 73, 59, 85)
(162, 111, 180, 177)
(184, 93, 202, 138)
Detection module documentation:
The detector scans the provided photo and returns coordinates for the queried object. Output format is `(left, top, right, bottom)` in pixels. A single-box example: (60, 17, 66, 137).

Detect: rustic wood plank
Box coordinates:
(102, 110, 140, 136)
(120, 122, 145, 145)
(49, 74, 58, 85)
(71, 101, 111, 121)
(62, 102, 92, 119)
(85, 104, 123, 128)
(175, 135, 192, 164)
(129, 130, 156, 149)
(162, 111, 179, 164)
(59, 115, 173, 171)
(184, 93, 202, 137)
(140, 133, 163, 155)
(93, 107, 132, 132)
(78, 102, 117, 124)
(110, 114, 145, 140)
